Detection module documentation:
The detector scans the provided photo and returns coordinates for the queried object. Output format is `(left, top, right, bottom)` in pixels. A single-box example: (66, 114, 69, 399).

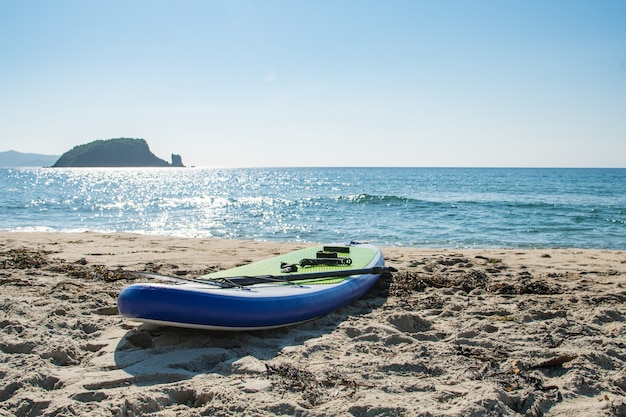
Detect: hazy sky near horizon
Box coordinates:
(1, 1, 625, 167)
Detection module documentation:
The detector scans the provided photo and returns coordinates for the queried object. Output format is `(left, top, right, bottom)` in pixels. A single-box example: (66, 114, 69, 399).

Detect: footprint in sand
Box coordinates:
(387, 312, 432, 333)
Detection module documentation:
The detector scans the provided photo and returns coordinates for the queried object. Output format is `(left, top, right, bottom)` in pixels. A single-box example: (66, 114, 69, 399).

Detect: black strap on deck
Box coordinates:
(298, 248, 352, 267)
(322, 246, 350, 253)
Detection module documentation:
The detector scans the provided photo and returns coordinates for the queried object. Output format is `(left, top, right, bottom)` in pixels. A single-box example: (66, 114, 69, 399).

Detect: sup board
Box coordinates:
(117, 242, 387, 330)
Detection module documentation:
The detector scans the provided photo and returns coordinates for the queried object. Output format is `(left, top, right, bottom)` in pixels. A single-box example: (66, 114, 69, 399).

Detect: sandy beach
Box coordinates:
(1, 232, 625, 416)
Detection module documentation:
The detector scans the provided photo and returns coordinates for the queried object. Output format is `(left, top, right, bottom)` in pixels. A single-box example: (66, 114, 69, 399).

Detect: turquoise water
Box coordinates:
(1, 167, 625, 248)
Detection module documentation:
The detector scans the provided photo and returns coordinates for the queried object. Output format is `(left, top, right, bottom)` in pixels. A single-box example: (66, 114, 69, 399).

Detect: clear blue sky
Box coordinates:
(1, 1, 625, 167)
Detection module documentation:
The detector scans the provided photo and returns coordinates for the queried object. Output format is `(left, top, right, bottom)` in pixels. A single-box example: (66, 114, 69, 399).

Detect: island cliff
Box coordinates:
(52, 138, 184, 168)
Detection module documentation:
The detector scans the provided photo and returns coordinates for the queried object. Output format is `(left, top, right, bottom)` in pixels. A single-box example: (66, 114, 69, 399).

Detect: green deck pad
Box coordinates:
(201, 245, 378, 284)
(288, 276, 349, 285)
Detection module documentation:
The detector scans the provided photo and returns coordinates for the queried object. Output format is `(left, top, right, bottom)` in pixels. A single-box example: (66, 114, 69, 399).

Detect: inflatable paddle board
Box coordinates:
(117, 242, 389, 330)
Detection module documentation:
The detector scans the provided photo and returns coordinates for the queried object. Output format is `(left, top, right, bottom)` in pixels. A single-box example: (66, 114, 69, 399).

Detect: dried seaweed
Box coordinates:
(0, 247, 138, 282)
(47, 262, 137, 282)
(388, 271, 429, 296)
(517, 279, 562, 295)
(389, 269, 489, 296)
(0, 248, 49, 269)
(459, 270, 489, 293)
(475, 255, 503, 264)
(265, 363, 367, 407)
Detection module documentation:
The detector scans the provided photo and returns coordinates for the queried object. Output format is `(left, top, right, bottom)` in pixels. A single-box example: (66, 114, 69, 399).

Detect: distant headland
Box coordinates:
(0, 150, 59, 167)
(52, 138, 184, 168)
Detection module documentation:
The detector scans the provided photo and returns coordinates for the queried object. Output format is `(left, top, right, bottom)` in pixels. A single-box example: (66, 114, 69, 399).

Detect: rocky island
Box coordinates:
(52, 138, 184, 168)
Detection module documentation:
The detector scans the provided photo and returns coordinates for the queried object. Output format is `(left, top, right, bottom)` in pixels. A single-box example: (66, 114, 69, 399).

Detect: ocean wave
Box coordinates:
(338, 194, 428, 205)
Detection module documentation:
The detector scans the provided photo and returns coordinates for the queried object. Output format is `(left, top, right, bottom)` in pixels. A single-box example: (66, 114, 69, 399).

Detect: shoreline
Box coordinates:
(3, 229, 626, 251)
(1, 232, 625, 416)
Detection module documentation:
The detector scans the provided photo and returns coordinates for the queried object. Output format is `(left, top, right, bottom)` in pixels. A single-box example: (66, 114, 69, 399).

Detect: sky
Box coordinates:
(1, 1, 625, 168)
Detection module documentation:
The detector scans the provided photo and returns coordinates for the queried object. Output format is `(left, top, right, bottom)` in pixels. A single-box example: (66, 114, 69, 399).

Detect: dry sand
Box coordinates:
(0, 232, 625, 417)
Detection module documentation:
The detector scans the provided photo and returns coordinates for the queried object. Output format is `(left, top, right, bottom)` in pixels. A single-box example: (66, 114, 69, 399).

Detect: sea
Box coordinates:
(1, 167, 625, 249)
